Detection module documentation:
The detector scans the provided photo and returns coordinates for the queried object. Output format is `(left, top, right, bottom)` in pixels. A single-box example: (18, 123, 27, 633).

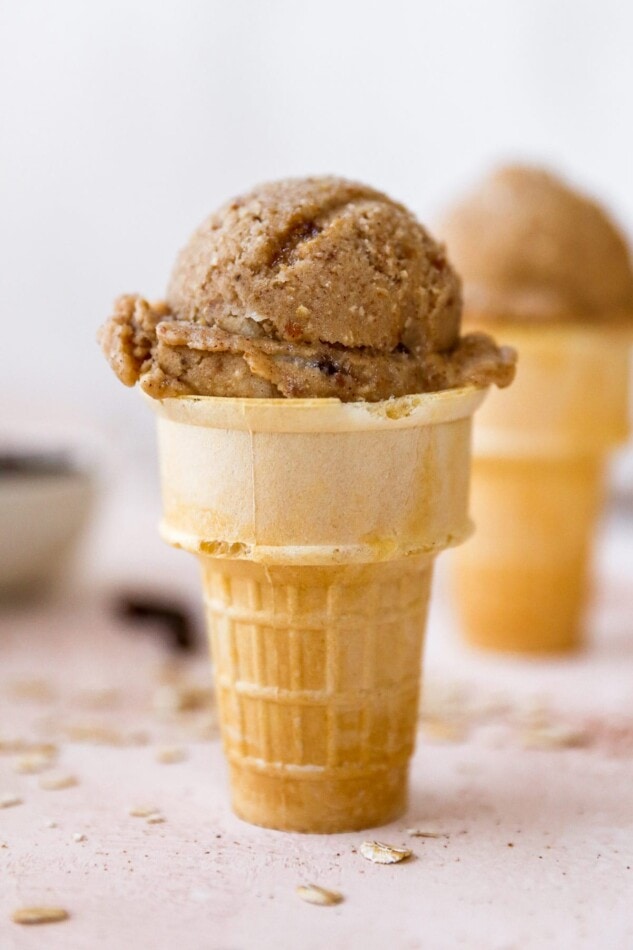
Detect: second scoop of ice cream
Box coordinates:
(100, 176, 515, 400)
(439, 165, 633, 323)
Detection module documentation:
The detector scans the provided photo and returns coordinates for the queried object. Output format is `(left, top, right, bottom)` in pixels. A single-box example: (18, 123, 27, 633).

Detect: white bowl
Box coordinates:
(0, 458, 94, 596)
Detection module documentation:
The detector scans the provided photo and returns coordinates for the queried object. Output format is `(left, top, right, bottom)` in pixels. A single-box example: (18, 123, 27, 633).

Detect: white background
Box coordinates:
(2, 0, 633, 460)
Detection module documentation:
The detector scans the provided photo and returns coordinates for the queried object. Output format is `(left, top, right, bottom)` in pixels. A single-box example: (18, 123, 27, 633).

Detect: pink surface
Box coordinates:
(1, 484, 632, 949)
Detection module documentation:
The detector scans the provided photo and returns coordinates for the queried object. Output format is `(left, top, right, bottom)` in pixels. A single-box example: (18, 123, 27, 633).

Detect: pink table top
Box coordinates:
(1, 479, 632, 949)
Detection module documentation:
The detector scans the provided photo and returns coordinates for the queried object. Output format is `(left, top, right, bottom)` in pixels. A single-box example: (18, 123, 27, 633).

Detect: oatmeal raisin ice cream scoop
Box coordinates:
(99, 176, 515, 400)
(439, 165, 633, 324)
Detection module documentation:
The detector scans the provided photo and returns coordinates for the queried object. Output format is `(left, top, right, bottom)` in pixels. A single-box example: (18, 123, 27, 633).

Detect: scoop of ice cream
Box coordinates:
(99, 176, 515, 400)
(167, 177, 462, 354)
(438, 165, 633, 323)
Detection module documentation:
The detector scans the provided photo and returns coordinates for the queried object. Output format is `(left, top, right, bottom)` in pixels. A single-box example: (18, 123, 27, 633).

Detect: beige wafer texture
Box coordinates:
(150, 388, 485, 831)
(203, 557, 431, 832)
(453, 324, 631, 654)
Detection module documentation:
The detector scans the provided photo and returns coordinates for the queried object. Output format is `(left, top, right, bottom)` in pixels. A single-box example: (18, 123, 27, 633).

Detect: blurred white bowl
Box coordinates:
(0, 455, 94, 596)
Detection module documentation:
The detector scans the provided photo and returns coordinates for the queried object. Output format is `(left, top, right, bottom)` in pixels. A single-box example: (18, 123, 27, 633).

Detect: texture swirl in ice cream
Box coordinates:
(99, 177, 516, 399)
(438, 165, 633, 323)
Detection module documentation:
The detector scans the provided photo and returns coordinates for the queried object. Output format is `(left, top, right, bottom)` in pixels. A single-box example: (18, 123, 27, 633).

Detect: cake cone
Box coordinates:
(453, 324, 631, 654)
(149, 386, 486, 832)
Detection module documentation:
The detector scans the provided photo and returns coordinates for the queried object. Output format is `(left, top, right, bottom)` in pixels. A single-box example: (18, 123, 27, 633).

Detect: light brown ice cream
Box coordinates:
(438, 165, 633, 324)
(100, 176, 515, 400)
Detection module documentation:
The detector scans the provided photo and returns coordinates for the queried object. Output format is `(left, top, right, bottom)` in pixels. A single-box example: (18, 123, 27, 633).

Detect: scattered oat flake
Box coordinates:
(64, 723, 134, 746)
(521, 725, 588, 750)
(44, 820, 57, 828)
(296, 884, 343, 906)
(0, 793, 22, 809)
(39, 773, 77, 791)
(12, 906, 69, 925)
(420, 718, 466, 743)
(129, 805, 160, 818)
(0, 740, 57, 757)
(359, 841, 412, 864)
(14, 751, 55, 774)
(156, 746, 187, 764)
(8, 679, 56, 703)
(146, 812, 165, 824)
(153, 683, 212, 715)
(63, 723, 148, 747)
(406, 829, 448, 838)
(72, 833, 86, 842)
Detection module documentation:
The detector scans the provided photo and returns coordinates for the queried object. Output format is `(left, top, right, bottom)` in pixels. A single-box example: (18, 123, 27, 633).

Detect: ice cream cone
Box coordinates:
(453, 324, 631, 654)
(149, 386, 486, 831)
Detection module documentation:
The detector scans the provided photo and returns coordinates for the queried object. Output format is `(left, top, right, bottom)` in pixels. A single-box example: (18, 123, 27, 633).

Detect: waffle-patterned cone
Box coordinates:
(202, 557, 432, 832)
(453, 324, 631, 654)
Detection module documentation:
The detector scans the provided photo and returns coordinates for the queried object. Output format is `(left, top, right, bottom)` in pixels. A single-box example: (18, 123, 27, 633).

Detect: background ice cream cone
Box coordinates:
(453, 324, 631, 654)
(149, 387, 485, 831)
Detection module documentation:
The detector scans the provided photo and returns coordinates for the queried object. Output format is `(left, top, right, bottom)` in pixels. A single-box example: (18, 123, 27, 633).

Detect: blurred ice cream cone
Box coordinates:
(440, 166, 633, 653)
(453, 324, 630, 652)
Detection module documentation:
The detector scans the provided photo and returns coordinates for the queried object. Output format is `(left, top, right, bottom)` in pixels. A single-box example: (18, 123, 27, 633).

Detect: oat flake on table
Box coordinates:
(359, 841, 412, 864)
(129, 804, 160, 817)
(296, 884, 343, 906)
(38, 773, 77, 791)
(12, 906, 69, 925)
(0, 793, 22, 809)
(406, 829, 448, 838)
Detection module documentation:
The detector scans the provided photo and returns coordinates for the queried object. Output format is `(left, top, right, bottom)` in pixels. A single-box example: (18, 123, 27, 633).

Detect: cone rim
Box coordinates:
(143, 384, 487, 432)
(161, 523, 473, 563)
